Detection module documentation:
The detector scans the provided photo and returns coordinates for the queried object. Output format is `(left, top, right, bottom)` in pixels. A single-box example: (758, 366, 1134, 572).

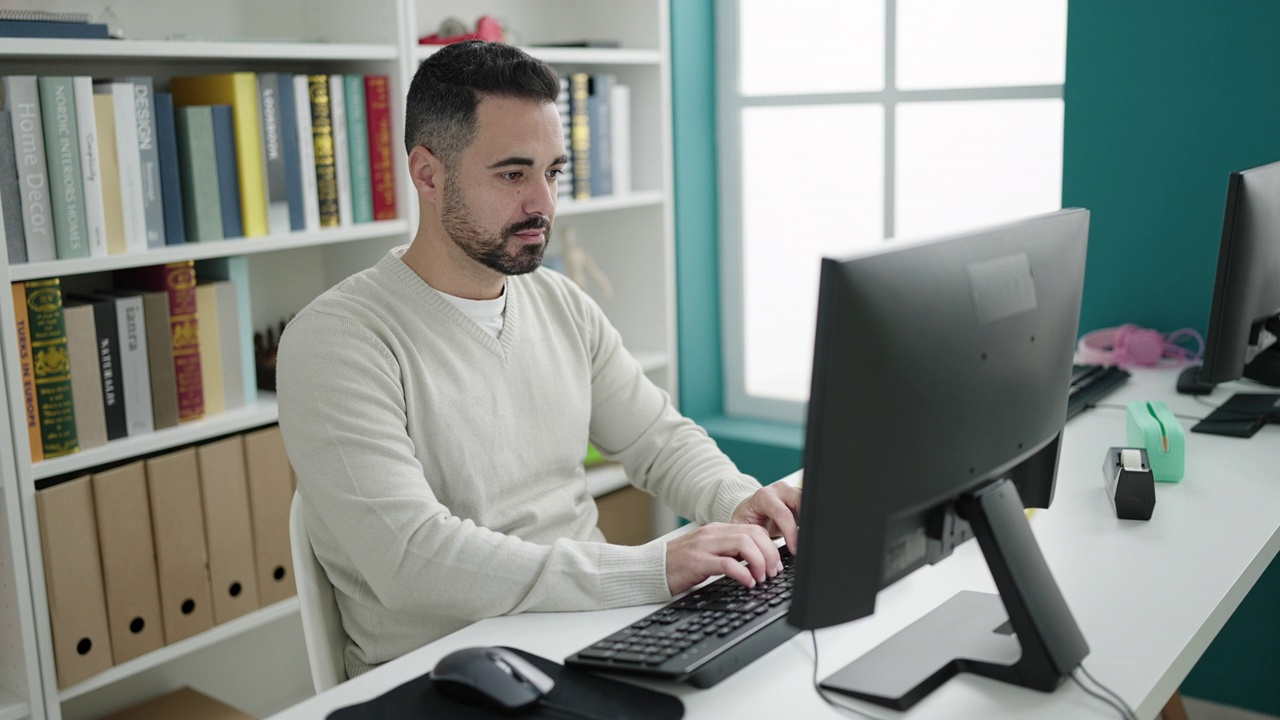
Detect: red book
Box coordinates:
(365, 75, 397, 221)
(117, 262, 204, 422)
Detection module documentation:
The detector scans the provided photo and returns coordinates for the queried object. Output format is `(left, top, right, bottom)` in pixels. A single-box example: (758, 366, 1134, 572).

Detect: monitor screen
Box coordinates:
(787, 209, 1091, 710)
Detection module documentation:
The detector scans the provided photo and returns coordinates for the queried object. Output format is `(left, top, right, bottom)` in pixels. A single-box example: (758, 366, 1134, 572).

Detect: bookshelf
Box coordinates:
(0, 1, 675, 718)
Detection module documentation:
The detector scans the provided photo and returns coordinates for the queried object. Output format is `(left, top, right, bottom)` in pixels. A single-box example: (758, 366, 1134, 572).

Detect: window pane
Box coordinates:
(895, 99, 1063, 240)
(740, 0, 884, 96)
(896, 0, 1067, 89)
(741, 105, 884, 401)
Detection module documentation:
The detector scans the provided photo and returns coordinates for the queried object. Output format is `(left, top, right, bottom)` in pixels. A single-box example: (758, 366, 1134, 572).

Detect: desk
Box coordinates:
(268, 368, 1280, 719)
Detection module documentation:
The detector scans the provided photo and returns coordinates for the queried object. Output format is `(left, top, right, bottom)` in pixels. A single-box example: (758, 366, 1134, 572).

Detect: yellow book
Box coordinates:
(169, 73, 269, 237)
(194, 283, 225, 415)
(92, 93, 127, 255)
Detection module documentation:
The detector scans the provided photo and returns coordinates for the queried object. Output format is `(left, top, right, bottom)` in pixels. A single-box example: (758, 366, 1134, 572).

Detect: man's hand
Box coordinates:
(730, 482, 801, 555)
(663, 483, 802, 596)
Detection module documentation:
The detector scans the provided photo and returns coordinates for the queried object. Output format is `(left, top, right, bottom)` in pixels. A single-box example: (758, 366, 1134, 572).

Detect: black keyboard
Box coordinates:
(1067, 363, 1131, 420)
(564, 546, 800, 688)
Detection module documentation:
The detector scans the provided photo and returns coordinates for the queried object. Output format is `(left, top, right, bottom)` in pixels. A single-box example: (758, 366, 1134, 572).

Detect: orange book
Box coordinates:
(116, 262, 203, 422)
(11, 282, 41, 462)
(168, 73, 268, 237)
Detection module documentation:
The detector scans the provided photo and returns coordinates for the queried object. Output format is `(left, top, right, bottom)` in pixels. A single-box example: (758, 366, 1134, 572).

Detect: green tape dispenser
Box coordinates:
(1126, 400, 1185, 482)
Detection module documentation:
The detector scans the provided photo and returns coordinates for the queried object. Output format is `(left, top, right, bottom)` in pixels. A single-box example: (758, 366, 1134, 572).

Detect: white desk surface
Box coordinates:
(269, 368, 1280, 720)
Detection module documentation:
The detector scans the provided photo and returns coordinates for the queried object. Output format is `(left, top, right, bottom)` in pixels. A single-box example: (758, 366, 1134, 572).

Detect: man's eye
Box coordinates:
(502, 171, 523, 181)
(548, 168, 563, 179)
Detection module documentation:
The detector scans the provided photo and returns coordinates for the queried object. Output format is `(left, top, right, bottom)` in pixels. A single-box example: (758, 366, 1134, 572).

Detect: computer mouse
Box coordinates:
(430, 646, 556, 713)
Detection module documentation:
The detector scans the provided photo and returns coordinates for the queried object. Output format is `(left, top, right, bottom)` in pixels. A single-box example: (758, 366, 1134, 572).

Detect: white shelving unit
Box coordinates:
(2, 1, 676, 718)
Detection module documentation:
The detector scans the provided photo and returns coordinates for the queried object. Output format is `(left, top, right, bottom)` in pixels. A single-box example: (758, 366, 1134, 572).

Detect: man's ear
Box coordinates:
(408, 145, 444, 203)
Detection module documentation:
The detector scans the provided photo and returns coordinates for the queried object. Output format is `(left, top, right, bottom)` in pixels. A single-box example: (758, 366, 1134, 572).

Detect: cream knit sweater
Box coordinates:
(276, 249, 761, 677)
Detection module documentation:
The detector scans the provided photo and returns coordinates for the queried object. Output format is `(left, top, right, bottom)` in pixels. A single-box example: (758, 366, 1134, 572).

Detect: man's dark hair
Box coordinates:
(404, 40, 560, 167)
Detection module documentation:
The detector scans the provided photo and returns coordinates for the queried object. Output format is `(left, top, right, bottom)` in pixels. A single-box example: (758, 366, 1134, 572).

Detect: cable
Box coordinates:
(809, 630, 883, 720)
(1069, 668, 1135, 720)
(1078, 663, 1139, 720)
(1090, 402, 1203, 422)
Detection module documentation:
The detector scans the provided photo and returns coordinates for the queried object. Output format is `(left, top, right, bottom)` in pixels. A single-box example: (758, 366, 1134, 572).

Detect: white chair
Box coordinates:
(289, 492, 348, 693)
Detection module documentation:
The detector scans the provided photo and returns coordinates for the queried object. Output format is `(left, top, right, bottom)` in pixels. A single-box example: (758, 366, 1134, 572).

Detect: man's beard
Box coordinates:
(442, 181, 551, 276)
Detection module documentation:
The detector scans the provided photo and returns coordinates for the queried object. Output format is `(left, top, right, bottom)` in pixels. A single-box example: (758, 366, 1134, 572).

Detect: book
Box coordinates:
(91, 92, 127, 255)
(343, 74, 373, 223)
(63, 301, 107, 449)
(555, 76, 574, 199)
(95, 81, 147, 254)
(569, 72, 591, 199)
(212, 280, 245, 411)
(92, 290, 155, 435)
(24, 277, 78, 458)
(292, 74, 320, 231)
(0, 112, 26, 264)
(257, 73, 290, 235)
(4, 76, 55, 261)
(195, 257, 256, 406)
(211, 105, 243, 238)
(169, 72, 269, 237)
(611, 83, 631, 196)
(275, 72, 305, 232)
(72, 76, 107, 258)
(364, 75, 396, 220)
(328, 74, 352, 227)
(588, 74, 614, 198)
(0, 20, 109, 39)
(116, 262, 203, 422)
(138, 290, 178, 430)
(70, 294, 127, 440)
(11, 282, 41, 461)
(194, 282, 225, 415)
(173, 105, 223, 243)
(37, 76, 90, 259)
(153, 91, 185, 246)
(124, 76, 165, 249)
(308, 74, 339, 227)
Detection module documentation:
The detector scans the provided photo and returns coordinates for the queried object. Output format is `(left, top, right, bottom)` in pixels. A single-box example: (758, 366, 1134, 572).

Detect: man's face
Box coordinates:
(440, 95, 567, 276)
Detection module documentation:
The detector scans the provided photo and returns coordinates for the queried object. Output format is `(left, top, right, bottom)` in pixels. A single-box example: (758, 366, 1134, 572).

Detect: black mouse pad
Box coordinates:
(326, 647, 684, 720)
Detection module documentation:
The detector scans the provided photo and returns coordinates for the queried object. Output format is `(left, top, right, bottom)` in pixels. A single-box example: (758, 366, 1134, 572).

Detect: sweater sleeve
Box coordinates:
(578, 290, 762, 524)
(277, 308, 671, 626)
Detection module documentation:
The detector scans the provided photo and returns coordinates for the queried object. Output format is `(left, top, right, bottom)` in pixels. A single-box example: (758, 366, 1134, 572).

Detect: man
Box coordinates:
(276, 40, 801, 678)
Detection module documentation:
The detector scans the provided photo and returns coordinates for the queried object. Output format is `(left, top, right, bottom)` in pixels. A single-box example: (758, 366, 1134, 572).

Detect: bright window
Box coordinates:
(717, 0, 1067, 422)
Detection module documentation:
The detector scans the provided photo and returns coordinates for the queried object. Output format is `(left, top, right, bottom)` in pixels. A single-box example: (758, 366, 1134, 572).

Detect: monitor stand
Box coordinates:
(820, 479, 1089, 711)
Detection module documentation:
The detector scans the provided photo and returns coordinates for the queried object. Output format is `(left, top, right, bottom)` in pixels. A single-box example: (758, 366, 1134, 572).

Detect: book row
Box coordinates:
(37, 426, 297, 689)
(558, 72, 632, 201)
(0, 71, 398, 264)
(13, 260, 255, 462)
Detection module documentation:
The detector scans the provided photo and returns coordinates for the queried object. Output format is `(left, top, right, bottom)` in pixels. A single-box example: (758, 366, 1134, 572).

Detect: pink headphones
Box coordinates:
(1077, 324, 1204, 368)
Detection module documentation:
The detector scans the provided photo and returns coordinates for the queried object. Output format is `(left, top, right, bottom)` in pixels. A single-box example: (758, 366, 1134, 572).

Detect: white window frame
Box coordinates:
(716, 0, 1065, 424)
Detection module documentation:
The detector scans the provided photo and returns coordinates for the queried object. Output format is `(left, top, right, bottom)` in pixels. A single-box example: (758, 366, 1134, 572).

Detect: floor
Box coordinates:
(1184, 697, 1280, 720)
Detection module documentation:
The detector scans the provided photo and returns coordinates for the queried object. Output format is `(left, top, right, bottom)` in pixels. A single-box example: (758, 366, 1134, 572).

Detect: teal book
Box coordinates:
(343, 74, 373, 223)
(173, 106, 223, 242)
(37, 76, 89, 259)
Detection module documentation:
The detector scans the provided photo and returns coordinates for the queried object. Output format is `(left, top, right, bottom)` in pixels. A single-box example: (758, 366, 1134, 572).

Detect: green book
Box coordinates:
(343, 74, 373, 223)
(173, 106, 223, 242)
(37, 76, 89, 259)
(24, 278, 78, 458)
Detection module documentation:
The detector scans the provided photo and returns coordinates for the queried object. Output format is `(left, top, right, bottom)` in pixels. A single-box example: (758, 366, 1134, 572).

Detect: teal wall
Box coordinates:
(671, 0, 1280, 712)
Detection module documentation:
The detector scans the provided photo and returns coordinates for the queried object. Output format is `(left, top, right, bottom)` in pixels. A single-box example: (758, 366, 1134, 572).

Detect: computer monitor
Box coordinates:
(787, 209, 1091, 711)
(1176, 161, 1280, 437)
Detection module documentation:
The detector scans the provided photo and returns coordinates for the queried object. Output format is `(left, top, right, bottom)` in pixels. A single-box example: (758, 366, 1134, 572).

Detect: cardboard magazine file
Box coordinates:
(101, 686, 254, 720)
(36, 475, 114, 688)
(145, 447, 215, 642)
(92, 461, 166, 663)
(243, 424, 297, 604)
(196, 434, 262, 624)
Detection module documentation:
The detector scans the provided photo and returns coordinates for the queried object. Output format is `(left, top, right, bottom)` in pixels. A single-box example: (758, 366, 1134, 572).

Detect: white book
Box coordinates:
(96, 81, 147, 254)
(72, 77, 108, 258)
(293, 74, 320, 232)
(101, 291, 154, 435)
(213, 280, 245, 411)
(328, 74, 353, 227)
(611, 83, 631, 196)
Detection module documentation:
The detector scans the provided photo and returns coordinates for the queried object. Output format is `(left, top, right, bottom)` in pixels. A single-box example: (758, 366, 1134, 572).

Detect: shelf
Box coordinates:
(9, 220, 411, 281)
(0, 38, 398, 62)
(416, 45, 662, 66)
(32, 394, 279, 481)
(586, 463, 629, 498)
(0, 688, 27, 720)
(556, 191, 664, 217)
(58, 597, 300, 702)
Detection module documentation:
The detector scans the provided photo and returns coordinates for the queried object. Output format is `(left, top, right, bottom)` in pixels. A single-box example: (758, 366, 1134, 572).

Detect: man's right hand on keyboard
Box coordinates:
(664, 523, 782, 595)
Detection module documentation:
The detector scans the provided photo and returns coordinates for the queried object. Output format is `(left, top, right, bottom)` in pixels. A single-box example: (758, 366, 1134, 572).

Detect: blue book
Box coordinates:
(274, 74, 305, 231)
(588, 74, 614, 198)
(210, 104, 243, 239)
(153, 92, 186, 245)
(0, 20, 110, 39)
